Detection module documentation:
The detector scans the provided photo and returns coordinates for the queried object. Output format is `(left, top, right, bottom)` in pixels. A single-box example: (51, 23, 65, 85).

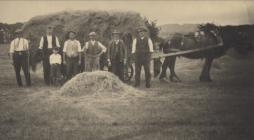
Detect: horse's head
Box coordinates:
(221, 25, 254, 55)
(198, 23, 222, 43)
(198, 23, 220, 35)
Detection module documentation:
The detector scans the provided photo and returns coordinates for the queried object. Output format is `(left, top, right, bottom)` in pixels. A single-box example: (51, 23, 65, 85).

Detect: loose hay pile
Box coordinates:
(60, 71, 142, 97)
(22, 10, 157, 47)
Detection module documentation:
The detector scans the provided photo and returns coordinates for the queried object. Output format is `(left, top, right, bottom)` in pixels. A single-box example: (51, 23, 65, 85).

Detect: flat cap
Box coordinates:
(15, 28, 23, 33)
(47, 25, 54, 29)
(112, 29, 121, 34)
(68, 30, 76, 34)
(137, 27, 147, 32)
(89, 32, 97, 36)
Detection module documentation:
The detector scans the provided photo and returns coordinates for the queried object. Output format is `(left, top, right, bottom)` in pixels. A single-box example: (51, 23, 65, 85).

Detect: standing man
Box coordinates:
(63, 31, 82, 79)
(9, 29, 31, 87)
(38, 26, 61, 85)
(132, 27, 154, 88)
(107, 30, 127, 81)
(83, 32, 106, 72)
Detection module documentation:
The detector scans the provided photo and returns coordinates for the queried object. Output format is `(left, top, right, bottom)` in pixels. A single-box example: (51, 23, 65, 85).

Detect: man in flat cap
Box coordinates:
(63, 31, 82, 79)
(38, 26, 61, 85)
(83, 32, 106, 72)
(107, 30, 127, 81)
(9, 29, 31, 87)
(132, 27, 154, 88)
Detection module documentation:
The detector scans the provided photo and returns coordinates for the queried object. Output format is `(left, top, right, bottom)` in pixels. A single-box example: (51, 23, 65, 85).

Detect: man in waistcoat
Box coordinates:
(9, 29, 31, 87)
(38, 26, 61, 85)
(132, 27, 154, 88)
(83, 32, 106, 72)
(63, 31, 82, 79)
(107, 30, 127, 81)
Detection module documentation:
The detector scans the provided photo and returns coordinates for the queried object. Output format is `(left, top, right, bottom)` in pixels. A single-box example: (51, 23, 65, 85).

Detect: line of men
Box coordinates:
(9, 26, 154, 88)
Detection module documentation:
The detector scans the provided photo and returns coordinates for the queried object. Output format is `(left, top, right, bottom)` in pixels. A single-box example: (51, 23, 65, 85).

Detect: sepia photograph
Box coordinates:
(0, 0, 254, 139)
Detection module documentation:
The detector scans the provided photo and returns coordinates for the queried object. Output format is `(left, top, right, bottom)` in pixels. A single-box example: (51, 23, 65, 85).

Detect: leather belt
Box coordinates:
(14, 51, 27, 55)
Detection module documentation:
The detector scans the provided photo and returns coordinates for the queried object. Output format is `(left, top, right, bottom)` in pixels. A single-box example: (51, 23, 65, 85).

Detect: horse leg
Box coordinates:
(159, 57, 169, 80)
(200, 57, 213, 82)
(169, 56, 181, 82)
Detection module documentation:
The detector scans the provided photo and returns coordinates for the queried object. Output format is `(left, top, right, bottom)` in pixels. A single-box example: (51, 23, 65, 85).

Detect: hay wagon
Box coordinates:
(122, 42, 223, 82)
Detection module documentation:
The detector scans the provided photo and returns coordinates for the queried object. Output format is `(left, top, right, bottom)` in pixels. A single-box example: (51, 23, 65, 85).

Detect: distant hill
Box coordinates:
(158, 24, 198, 38)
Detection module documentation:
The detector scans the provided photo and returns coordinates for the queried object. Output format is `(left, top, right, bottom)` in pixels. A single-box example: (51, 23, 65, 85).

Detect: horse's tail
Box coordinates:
(30, 49, 43, 72)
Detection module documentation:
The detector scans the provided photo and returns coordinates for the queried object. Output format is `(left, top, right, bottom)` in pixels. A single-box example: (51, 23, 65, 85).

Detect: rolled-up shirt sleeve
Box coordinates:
(63, 41, 67, 53)
(77, 41, 82, 52)
(131, 39, 137, 54)
(9, 40, 15, 53)
(148, 38, 154, 53)
(82, 42, 88, 52)
(56, 37, 60, 47)
(39, 37, 44, 49)
(98, 42, 107, 52)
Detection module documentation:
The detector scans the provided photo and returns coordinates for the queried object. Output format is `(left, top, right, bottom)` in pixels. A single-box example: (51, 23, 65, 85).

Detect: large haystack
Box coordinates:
(60, 71, 142, 97)
(22, 10, 154, 47)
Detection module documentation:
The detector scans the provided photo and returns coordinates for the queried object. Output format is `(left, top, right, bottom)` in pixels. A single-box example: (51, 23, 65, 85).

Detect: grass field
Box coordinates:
(0, 44, 254, 140)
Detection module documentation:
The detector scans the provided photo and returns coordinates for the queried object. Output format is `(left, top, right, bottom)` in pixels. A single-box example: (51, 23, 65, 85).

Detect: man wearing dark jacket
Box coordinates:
(132, 27, 154, 88)
(107, 30, 127, 81)
(38, 26, 61, 85)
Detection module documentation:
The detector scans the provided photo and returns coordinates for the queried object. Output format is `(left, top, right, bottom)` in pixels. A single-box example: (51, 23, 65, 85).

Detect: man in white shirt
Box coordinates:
(9, 29, 31, 87)
(83, 32, 106, 72)
(38, 26, 61, 85)
(49, 47, 62, 85)
(132, 27, 154, 88)
(63, 31, 82, 79)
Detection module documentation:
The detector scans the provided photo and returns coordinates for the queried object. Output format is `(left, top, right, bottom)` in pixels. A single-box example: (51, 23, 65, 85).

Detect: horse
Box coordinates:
(158, 23, 254, 82)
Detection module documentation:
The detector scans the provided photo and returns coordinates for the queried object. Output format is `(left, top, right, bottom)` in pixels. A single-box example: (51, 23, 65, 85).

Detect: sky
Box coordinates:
(0, 1, 253, 25)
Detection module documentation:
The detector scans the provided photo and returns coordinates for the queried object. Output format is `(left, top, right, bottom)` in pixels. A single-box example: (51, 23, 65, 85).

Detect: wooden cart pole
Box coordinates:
(152, 42, 223, 59)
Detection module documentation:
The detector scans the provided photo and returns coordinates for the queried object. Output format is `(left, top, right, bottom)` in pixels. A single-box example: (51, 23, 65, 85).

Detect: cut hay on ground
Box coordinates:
(60, 71, 143, 97)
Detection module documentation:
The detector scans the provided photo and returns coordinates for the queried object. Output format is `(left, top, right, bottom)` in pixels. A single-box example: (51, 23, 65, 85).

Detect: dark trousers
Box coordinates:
(42, 49, 52, 85)
(13, 52, 31, 86)
(84, 56, 100, 72)
(160, 56, 171, 78)
(66, 57, 79, 80)
(50, 64, 61, 85)
(110, 56, 124, 81)
(135, 53, 151, 86)
(160, 56, 176, 79)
